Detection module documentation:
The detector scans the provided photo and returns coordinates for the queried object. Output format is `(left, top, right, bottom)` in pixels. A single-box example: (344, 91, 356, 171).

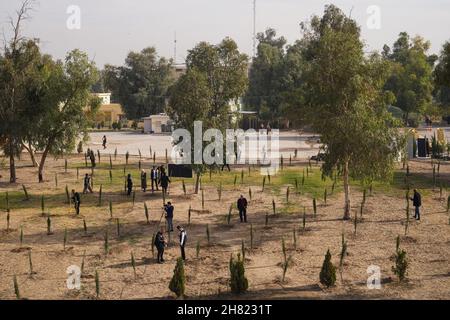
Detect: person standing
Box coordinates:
(237, 195, 248, 223)
(410, 189, 422, 220)
(160, 172, 171, 195)
(102, 135, 107, 149)
(164, 201, 174, 232)
(71, 189, 81, 215)
(89, 149, 96, 168)
(154, 227, 166, 263)
(150, 166, 159, 192)
(141, 169, 147, 192)
(177, 226, 187, 260)
(127, 174, 133, 196)
(83, 174, 93, 194)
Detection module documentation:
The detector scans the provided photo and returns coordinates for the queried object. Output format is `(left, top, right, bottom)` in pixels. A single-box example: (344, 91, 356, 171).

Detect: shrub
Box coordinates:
(392, 238, 408, 282)
(319, 249, 336, 288)
(229, 253, 248, 294)
(169, 257, 186, 298)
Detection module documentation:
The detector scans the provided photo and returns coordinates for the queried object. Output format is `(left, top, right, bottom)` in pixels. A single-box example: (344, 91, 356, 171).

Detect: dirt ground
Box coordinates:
(0, 154, 449, 300)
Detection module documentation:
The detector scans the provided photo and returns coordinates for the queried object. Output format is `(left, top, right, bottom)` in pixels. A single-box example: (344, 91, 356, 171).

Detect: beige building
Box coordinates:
(143, 113, 172, 134)
(93, 93, 126, 127)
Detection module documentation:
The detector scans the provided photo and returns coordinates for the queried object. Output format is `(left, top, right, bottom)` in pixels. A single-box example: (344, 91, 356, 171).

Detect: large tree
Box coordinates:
(186, 38, 248, 127)
(433, 41, 450, 115)
(245, 29, 286, 122)
(300, 5, 402, 219)
(29, 50, 100, 182)
(168, 38, 248, 193)
(103, 47, 174, 119)
(0, 0, 40, 183)
(383, 33, 436, 124)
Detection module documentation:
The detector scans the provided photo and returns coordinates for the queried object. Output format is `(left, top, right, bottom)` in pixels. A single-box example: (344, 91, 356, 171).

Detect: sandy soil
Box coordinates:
(0, 156, 449, 300)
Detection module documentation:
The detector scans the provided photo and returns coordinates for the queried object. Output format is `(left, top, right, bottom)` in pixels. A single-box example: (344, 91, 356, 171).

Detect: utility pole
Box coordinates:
(174, 31, 177, 64)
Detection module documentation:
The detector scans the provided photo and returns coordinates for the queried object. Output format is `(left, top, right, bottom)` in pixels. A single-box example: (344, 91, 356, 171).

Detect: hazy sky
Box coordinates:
(1, 0, 450, 68)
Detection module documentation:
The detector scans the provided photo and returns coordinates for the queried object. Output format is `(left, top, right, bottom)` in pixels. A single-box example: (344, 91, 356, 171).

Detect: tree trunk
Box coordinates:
(194, 172, 200, 194)
(38, 145, 51, 183)
(9, 140, 16, 183)
(343, 160, 351, 220)
(23, 142, 38, 167)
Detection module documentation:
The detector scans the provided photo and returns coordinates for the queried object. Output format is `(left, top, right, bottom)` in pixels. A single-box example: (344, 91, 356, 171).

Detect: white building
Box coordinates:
(94, 93, 112, 105)
(143, 113, 172, 134)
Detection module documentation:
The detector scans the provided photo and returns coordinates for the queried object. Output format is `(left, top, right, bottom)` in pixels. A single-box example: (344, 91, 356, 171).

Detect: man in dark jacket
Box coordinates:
(164, 202, 174, 231)
(127, 174, 133, 196)
(177, 225, 187, 260)
(154, 227, 166, 263)
(410, 189, 422, 220)
(71, 189, 81, 215)
(140, 169, 147, 192)
(237, 195, 248, 223)
(160, 172, 171, 195)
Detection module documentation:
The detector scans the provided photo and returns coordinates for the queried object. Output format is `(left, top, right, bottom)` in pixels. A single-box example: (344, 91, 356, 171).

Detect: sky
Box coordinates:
(1, 0, 450, 68)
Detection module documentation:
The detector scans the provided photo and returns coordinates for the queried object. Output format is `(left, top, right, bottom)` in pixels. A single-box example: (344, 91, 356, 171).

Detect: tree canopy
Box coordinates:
(104, 47, 174, 119)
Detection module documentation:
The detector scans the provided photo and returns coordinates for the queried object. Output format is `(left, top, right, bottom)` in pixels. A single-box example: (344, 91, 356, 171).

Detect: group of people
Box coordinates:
(151, 201, 185, 263)
(139, 165, 171, 193)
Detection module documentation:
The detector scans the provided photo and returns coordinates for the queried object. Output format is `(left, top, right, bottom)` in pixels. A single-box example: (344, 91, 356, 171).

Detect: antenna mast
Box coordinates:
(174, 31, 177, 64)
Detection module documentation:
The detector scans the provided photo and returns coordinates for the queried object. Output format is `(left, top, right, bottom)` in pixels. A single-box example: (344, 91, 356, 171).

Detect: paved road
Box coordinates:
(85, 130, 322, 160)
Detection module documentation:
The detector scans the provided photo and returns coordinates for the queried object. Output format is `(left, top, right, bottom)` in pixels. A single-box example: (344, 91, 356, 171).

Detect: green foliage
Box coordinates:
(301, 5, 403, 219)
(319, 249, 337, 288)
(169, 258, 186, 298)
(392, 239, 408, 282)
(104, 47, 173, 119)
(229, 254, 249, 294)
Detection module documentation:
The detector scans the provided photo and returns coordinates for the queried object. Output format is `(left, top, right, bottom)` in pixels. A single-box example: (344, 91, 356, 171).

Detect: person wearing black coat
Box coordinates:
(154, 227, 166, 263)
(410, 189, 422, 220)
(160, 173, 171, 195)
(71, 189, 81, 215)
(140, 170, 147, 192)
(237, 195, 248, 223)
(127, 174, 133, 196)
